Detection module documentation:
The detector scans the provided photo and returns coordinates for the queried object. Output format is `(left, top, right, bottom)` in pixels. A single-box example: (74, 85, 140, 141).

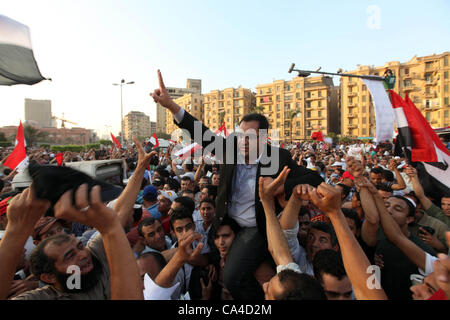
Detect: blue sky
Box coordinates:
(1, 0, 449, 138)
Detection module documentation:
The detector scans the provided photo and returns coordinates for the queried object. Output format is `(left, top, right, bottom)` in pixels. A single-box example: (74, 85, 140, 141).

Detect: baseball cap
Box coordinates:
(180, 172, 195, 181)
(342, 171, 355, 181)
(330, 161, 345, 167)
(158, 190, 177, 203)
(143, 185, 158, 201)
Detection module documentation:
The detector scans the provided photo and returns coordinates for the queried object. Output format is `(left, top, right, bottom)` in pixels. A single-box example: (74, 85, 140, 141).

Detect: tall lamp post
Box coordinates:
(113, 79, 135, 145)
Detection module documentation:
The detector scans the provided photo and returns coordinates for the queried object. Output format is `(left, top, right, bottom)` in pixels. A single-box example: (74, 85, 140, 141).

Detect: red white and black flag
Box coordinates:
(3, 121, 28, 171)
(110, 132, 122, 149)
(390, 90, 450, 198)
(0, 15, 46, 86)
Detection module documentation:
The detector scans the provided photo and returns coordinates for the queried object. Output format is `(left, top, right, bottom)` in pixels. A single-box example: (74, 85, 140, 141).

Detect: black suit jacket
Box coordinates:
(175, 111, 323, 243)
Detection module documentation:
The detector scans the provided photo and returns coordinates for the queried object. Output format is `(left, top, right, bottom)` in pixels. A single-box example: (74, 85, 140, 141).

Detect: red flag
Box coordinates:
(215, 122, 229, 138)
(311, 131, 324, 142)
(149, 133, 159, 149)
(55, 152, 64, 166)
(4, 121, 28, 171)
(110, 132, 122, 149)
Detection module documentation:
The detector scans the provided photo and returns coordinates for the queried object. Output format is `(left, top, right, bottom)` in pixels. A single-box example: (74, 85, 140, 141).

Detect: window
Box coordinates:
(285, 131, 290, 137)
(404, 80, 412, 87)
(269, 106, 272, 111)
(426, 62, 433, 69)
(259, 89, 263, 94)
(305, 91, 311, 98)
(276, 104, 280, 111)
(362, 128, 367, 135)
(296, 83, 301, 89)
(426, 100, 431, 108)
(445, 71, 449, 79)
(277, 113, 281, 119)
(306, 101, 311, 108)
(445, 110, 449, 118)
(362, 85, 367, 91)
(425, 73, 433, 83)
(318, 91, 322, 97)
(296, 121, 300, 127)
(362, 117, 366, 124)
(426, 112, 430, 121)
(318, 101, 322, 108)
(445, 97, 449, 105)
(445, 84, 449, 93)
(404, 68, 409, 75)
(296, 102, 300, 108)
(276, 95, 281, 102)
(296, 92, 301, 99)
(362, 95, 366, 102)
(445, 57, 449, 67)
(268, 88, 272, 93)
(318, 111, 322, 117)
(285, 104, 290, 110)
(286, 85, 291, 91)
(285, 121, 290, 127)
(307, 111, 311, 118)
(362, 106, 366, 113)
(277, 86, 281, 91)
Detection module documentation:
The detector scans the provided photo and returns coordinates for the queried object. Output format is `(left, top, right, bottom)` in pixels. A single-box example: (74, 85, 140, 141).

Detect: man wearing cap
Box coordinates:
(142, 186, 161, 220)
(33, 217, 67, 245)
(151, 70, 323, 300)
(157, 190, 178, 234)
(179, 172, 195, 197)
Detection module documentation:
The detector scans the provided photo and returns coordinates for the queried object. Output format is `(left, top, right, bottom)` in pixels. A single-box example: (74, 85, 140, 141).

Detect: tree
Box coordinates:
(0, 132, 6, 142)
(155, 132, 171, 140)
(99, 139, 113, 146)
(23, 125, 48, 146)
(251, 105, 265, 114)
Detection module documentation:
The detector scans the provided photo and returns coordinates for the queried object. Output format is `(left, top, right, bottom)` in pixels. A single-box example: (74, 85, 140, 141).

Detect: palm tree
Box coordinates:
(252, 105, 265, 114)
(23, 125, 48, 146)
(287, 109, 301, 144)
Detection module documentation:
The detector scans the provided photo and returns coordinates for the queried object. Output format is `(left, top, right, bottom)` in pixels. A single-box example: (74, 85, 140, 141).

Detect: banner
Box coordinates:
(362, 79, 394, 144)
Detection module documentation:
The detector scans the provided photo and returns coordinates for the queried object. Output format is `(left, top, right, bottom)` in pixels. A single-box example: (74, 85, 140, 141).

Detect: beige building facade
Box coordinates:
(123, 111, 151, 142)
(256, 76, 339, 142)
(202, 87, 256, 132)
(341, 52, 450, 137)
(166, 93, 203, 136)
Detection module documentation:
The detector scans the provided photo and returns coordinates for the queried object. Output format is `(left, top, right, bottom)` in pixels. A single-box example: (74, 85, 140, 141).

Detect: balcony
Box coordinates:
(348, 124, 357, 129)
(348, 82, 357, 87)
(347, 114, 357, 118)
(347, 92, 358, 97)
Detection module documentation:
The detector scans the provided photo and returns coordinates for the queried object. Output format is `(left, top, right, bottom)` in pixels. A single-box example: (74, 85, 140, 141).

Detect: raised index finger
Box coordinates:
(158, 70, 166, 90)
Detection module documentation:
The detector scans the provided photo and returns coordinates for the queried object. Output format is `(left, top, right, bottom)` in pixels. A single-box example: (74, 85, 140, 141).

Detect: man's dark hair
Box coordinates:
(138, 218, 158, 237)
(200, 198, 216, 208)
(310, 221, 338, 247)
(29, 234, 72, 280)
(313, 249, 347, 285)
(276, 270, 327, 300)
(381, 169, 394, 182)
(181, 189, 195, 196)
(203, 185, 217, 199)
(183, 162, 194, 172)
(215, 216, 241, 238)
(377, 183, 393, 193)
(199, 176, 211, 184)
(370, 167, 384, 175)
(166, 177, 180, 192)
(336, 184, 351, 199)
(137, 251, 167, 270)
(299, 206, 310, 218)
(173, 196, 195, 214)
(181, 176, 193, 182)
(156, 166, 170, 178)
(170, 207, 194, 230)
(239, 113, 269, 130)
(341, 208, 362, 230)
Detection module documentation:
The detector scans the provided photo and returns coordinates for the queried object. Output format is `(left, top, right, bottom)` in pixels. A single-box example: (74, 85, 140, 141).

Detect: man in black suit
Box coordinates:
(151, 70, 323, 299)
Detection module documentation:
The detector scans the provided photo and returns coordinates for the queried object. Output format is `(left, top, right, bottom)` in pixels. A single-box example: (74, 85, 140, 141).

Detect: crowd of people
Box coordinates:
(0, 70, 449, 301)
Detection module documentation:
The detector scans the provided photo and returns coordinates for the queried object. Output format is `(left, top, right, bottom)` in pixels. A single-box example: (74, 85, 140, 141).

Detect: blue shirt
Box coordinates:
(147, 203, 162, 220)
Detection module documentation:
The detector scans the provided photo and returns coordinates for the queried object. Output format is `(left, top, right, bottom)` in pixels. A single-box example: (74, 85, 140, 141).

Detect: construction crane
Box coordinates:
(52, 113, 78, 128)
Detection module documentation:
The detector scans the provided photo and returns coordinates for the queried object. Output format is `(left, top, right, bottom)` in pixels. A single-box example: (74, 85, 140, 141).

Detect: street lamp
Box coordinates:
(113, 79, 135, 145)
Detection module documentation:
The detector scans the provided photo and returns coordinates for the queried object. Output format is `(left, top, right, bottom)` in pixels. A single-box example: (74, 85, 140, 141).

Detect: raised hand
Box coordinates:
(346, 156, 364, 179)
(132, 136, 157, 170)
(176, 230, 203, 263)
(307, 183, 342, 216)
(53, 184, 118, 234)
(150, 70, 176, 110)
(6, 185, 50, 235)
(433, 232, 450, 299)
(258, 166, 290, 203)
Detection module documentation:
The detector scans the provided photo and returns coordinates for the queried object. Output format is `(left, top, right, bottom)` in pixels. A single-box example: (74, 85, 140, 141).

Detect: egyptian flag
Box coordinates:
(0, 15, 46, 86)
(174, 124, 228, 160)
(311, 131, 324, 142)
(4, 121, 28, 171)
(149, 133, 159, 149)
(390, 90, 450, 197)
(55, 153, 64, 167)
(110, 132, 122, 149)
